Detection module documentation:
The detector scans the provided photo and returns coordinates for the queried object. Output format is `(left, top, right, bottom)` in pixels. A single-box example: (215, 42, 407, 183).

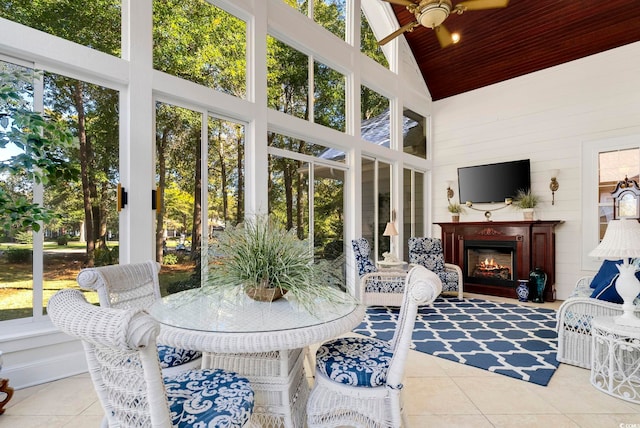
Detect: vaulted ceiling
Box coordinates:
(385, 0, 640, 100)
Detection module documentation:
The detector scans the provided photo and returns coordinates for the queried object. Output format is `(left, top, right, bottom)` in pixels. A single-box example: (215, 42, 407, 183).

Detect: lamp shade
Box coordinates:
(383, 222, 399, 237)
(589, 218, 640, 260)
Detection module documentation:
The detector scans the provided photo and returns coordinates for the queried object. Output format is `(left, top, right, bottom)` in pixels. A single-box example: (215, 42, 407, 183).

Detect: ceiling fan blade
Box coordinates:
(456, 0, 509, 11)
(381, 0, 418, 7)
(378, 21, 419, 46)
(434, 25, 455, 48)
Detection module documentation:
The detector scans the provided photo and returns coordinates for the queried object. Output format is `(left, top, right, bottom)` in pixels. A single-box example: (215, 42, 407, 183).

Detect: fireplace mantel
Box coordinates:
(435, 220, 563, 301)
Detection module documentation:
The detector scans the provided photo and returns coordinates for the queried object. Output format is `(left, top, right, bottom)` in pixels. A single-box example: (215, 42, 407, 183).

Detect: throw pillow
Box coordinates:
(590, 259, 640, 304)
(589, 260, 622, 289)
(590, 271, 623, 303)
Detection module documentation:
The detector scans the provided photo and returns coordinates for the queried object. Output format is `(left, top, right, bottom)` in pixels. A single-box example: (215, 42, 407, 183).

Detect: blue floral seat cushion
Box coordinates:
(352, 238, 378, 277)
(157, 344, 202, 369)
(164, 368, 254, 428)
(439, 269, 460, 294)
(315, 336, 393, 387)
(408, 237, 459, 293)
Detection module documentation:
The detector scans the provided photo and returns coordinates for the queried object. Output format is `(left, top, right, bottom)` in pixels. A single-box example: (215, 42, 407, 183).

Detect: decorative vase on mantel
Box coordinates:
(451, 213, 460, 223)
(529, 267, 547, 303)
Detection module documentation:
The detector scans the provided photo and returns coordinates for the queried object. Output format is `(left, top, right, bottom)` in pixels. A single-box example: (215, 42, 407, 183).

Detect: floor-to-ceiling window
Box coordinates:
(0, 1, 432, 385)
(267, 133, 347, 283)
(361, 156, 393, 261)
(207, 116, 245, 228)
(0, 1, 122, 324)
(154, 102, 201, 273)
(0, 52, 119, 322)
(403, 167, 426, 257)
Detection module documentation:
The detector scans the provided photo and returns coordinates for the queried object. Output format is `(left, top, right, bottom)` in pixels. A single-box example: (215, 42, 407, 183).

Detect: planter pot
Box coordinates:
(522, 208, 534, 220)
(451, 214, 460, 223)
(245, 279, 287, 302)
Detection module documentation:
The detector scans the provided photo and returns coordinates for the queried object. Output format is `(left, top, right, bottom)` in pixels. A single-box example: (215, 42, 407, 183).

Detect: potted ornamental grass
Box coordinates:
(447, 202, 466, 222)
(205, 214, 348, 312)
(513, 188, 539, 220)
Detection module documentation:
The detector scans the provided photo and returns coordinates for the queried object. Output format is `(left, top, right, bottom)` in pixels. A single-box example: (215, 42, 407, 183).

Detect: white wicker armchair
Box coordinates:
(76, 261, 202, 375)
(557, 276, 640, 369)
(47, 289, 256, 428)
(306, 265, 442, 428)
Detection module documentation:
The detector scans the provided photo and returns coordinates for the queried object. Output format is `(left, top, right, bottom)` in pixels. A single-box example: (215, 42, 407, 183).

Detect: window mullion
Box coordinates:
(32, 69, 45, 319)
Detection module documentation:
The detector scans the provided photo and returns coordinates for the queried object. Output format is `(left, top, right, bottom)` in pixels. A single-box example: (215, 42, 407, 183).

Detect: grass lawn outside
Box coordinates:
(0, 242, 197, 321)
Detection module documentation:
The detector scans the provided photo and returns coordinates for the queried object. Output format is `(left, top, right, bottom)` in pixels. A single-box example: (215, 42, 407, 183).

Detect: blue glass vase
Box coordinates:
(529, 267, 547, 303)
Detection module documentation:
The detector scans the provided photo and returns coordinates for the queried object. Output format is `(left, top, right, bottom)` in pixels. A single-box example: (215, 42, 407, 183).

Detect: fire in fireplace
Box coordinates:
(464, 241, 517, 286)
(472, 256, 511, 280)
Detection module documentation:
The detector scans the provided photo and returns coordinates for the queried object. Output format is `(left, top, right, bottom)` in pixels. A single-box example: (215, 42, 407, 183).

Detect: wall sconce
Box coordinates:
(446, 180, 454, 201)
(117, 183, 128, 212)
(152, 187, 162, 211)
(550, 169, 559, 205)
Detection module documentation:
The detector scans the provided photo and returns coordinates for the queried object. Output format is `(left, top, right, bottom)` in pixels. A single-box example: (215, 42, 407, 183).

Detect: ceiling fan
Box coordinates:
(378, 0, 509, 47)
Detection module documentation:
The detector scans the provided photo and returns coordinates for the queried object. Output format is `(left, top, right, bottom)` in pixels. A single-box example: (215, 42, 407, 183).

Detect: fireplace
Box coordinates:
(464, 240, 517, 287)
(435, 221, 562, 301)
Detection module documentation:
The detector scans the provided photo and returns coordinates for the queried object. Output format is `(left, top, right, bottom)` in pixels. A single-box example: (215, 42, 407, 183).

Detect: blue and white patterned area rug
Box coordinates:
(353, 297, 559, 386)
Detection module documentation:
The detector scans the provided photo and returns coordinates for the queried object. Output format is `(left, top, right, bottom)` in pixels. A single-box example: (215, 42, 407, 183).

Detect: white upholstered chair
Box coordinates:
(408, 237, 464, 299)
(76, 261, 202, 375)
(47, 289, 256, 428)
(306, 265, 442, 428)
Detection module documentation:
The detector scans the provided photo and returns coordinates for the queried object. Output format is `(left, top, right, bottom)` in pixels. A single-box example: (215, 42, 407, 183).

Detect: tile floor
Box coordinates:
(2, 295, 640, 427)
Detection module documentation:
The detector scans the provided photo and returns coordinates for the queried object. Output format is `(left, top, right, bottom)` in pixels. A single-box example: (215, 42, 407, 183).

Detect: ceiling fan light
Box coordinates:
(418, 3, 451, 29)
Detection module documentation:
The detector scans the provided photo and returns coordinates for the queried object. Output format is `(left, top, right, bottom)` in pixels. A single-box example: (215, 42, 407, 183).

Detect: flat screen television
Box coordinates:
(457, 159, 531, 204)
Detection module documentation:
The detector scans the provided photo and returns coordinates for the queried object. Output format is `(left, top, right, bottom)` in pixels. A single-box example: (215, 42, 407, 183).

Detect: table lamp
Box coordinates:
(383, 222, 399, 262)
(589, 218, 640, 327)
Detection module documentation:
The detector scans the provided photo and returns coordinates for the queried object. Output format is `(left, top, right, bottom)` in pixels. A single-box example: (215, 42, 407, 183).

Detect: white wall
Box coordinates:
(432, 41, 640, 299)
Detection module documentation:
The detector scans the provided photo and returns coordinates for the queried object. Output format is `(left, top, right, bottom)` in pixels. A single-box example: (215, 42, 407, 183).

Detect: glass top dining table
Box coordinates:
(148, 287, 365, 354)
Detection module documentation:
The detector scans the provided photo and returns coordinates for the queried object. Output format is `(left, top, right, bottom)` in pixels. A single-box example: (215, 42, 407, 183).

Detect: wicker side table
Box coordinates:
(591, 316, 640, 403)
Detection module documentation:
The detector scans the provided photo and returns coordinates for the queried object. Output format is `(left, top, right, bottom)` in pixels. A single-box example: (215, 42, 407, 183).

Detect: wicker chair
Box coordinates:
(47, 289, 256, 428)
(352, 238, 407, 306)
(408, 237, 464, 299)
(76, 261, 202, 376)
(556, 276, 640, 369)
(306, 265, 442, 428)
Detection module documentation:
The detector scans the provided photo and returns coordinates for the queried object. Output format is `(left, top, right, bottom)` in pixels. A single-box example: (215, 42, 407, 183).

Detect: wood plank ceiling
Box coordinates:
(387, 0, 640, 100)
